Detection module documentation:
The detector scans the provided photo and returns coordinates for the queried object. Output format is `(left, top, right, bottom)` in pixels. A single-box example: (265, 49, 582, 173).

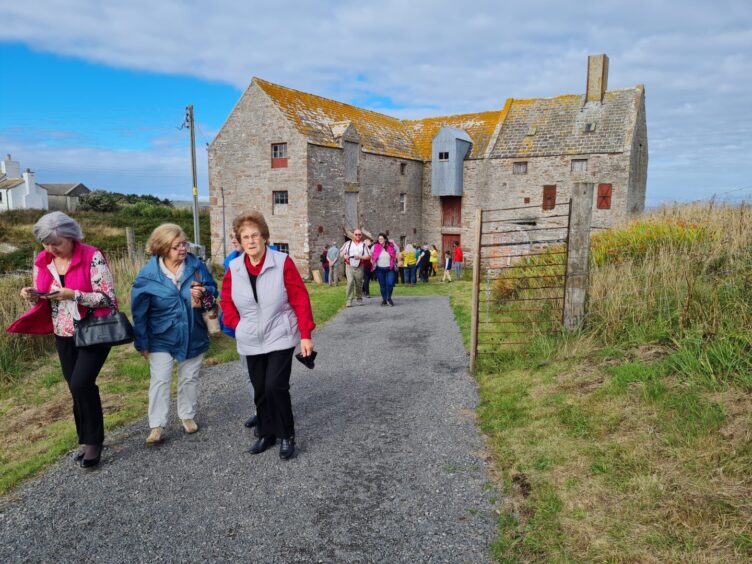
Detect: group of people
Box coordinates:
(319, 235, 465, 306)
(10, 210, 314, 468)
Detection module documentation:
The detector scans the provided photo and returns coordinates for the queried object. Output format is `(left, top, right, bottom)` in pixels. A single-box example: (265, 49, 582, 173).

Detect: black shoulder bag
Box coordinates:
(74, 292, 135, 348)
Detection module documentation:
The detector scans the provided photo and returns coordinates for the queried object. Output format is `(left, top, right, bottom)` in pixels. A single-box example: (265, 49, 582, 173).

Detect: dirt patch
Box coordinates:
(512, 473, 532, 498)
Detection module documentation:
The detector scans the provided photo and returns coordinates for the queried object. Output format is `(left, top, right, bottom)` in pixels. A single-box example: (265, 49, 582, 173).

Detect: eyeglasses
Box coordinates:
(353, 233, 363, 237)
(241, 232, 263, 241)
(171, 242, 189, 250)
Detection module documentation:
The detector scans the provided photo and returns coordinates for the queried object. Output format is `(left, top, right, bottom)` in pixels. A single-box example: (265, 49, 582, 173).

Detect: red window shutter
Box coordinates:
(542, 185, 556, 210)
(271, 157, 288, 169)
(597, 183, 612, 209)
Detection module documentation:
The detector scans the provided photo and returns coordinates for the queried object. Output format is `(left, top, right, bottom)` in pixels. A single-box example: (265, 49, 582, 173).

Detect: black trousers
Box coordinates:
(245, 347, 295, 440)
(55, 336, 111, 445)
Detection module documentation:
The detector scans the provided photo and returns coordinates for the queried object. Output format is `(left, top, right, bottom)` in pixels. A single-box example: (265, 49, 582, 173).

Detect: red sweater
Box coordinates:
(221, 252, 315, 340)
(453, 246, 464, 263)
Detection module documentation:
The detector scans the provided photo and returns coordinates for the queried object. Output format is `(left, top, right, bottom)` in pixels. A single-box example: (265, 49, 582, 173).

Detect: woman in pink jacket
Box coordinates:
(371, 233, 397, 306)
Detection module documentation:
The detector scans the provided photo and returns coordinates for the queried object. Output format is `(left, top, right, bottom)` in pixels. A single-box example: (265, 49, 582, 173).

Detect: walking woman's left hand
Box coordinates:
(300, 338, 314, 357)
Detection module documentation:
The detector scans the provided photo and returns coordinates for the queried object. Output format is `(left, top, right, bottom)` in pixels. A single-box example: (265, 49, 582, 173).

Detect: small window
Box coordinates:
(273, 191, 288, 205)
(271, 143, 288, 168)
(275, 243, 289, 254)
(597, 183, 612, 210)
(438, 152, 449, 161)
(542, 185, 557, 211)
(584, 122, 596, 133)
(399, 235, 406, 248)
(571, 159, 588, 172)
(526, 126, 537, 136)
(400, 163, 407, 175)
(513, 162, 528, 175)
(316, 184, 323, 192)
(399, 193, 406, 213)
(0, 192, 3, 203)
(523, 197, 530, 204)
(317, 226, 324, 234)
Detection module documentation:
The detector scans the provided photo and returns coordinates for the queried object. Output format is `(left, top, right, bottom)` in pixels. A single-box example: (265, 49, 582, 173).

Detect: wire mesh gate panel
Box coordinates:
(470, 201, 572, 369)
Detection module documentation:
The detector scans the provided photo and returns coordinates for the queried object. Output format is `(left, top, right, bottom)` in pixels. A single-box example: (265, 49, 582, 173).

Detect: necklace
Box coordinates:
(54, 257, 72, 275)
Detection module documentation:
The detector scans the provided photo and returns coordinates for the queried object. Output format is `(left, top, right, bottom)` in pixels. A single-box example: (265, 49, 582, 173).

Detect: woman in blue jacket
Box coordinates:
(131, 224, 217, 445)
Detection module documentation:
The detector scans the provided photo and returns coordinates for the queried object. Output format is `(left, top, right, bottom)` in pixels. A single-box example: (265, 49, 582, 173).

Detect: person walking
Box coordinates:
(361, 238, 373, 298)
(429, 244, 439, 277)
(371, 233, 397, 306)
(340, 229, 370, 307)
(442, 251, 453, 282)
(453, 241, 464, 281)
(320, 246, 330, 284)
(403, 243, 417, 286)
(131, 224, 218, 445)
(220, 211, 315, 460)
(10, 212, 118, 469)
(327, 242, 340, 286)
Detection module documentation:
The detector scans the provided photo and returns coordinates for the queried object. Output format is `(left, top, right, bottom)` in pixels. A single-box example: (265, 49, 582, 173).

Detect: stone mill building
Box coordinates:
(208, 54, 647, 276)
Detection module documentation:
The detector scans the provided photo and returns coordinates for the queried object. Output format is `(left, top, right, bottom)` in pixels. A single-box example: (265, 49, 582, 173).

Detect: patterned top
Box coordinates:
(33, 251, 118, 337)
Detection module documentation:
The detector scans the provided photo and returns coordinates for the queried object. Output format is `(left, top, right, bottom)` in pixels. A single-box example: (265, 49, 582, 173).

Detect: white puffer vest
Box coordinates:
(229, 249, 299, 356)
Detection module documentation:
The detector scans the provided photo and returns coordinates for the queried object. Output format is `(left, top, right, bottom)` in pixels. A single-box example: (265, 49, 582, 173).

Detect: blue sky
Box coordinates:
(1, 0, 751, 204)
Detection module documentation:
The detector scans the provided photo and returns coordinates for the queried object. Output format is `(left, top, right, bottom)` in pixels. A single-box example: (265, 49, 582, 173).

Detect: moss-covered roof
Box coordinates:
(253, 78, 642, 161)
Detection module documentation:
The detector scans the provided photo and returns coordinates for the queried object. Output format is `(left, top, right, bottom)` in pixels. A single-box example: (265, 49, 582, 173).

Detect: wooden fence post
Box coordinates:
(563, 182, 594, 331)
(470, 208, 483, 372)
(126, 227, 136, 260)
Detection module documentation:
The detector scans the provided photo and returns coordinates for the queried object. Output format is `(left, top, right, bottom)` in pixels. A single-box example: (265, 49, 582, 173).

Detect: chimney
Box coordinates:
(1, 154, 21, 178)
(586, 54, 609, 103)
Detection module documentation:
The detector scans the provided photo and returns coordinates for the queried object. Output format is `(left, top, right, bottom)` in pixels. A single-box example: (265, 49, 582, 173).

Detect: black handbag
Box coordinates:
(74, 292, 135, 348)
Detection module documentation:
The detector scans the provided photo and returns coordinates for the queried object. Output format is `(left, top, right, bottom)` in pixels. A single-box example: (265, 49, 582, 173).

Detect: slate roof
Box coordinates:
(252, 78, 643, 162)
(0, 176, 24, 190)
(490, 87, 644, 158)
(39, 183, 90, 196)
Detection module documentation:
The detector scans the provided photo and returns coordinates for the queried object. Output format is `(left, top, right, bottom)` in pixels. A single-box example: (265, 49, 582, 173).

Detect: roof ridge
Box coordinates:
(253, 77, 405, 125)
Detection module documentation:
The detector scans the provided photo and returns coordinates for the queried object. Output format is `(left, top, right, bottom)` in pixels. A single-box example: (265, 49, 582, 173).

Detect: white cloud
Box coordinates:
(1, 0, 751, 202)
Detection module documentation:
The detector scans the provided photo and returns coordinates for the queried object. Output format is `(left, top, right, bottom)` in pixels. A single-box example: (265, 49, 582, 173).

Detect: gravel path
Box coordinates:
(1, 295, 497, 563)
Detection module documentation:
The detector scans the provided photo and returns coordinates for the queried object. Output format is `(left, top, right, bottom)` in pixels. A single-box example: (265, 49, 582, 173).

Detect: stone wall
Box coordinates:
(208, 83, 310, 273)
(422, 151, 636, 267)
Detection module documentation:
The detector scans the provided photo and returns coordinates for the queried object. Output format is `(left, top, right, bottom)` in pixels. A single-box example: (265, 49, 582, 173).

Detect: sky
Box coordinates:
(0, 0, 751, 205)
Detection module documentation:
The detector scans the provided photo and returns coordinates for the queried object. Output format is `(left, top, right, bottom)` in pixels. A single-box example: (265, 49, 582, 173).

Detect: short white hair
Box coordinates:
(33, 212, 83, 244)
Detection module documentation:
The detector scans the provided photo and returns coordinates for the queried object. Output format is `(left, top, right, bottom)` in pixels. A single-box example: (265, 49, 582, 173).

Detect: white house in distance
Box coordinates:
(0, 154, 49, 211)
(39, 182, 91, 212)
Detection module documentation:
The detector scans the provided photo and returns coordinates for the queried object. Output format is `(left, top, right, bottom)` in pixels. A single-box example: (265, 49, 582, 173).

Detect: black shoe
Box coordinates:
(381, 300, 387, 306)
(244, 415, 258, 428)
(80, 455, 101, 469)
(253, 427, 260, 438)
(248, 436, 276, 455)
(388, 299, 394, 306)
(279, 438, 296, 460)
(73, 449, 85, 463)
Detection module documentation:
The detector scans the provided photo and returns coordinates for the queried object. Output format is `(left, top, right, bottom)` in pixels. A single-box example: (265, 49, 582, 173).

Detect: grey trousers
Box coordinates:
(345, 264, 364, 303)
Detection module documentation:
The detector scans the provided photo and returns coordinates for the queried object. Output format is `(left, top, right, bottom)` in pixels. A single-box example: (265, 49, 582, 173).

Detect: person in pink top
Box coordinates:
(371, 232, 397, 306)
(9, 212, 118, 469)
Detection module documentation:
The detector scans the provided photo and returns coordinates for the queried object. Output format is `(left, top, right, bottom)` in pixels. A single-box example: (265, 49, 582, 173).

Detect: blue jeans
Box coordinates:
(406, 265, 417, 285)
(375, 267, 396, 301)
(454, 262, 462, 280)
(323, 266, 329, 283)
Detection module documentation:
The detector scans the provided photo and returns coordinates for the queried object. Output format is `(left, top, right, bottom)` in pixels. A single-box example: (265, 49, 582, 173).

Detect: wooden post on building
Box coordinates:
(126, 227, 136, 260)
(470, 208, 483, 372)
(563, 182, 594, 331)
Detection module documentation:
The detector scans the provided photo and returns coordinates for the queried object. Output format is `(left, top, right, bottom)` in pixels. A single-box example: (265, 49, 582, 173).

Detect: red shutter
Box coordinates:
(271, 157, 288, 169)
(542, 185, 556, 210)
(597, 183, 612, 209)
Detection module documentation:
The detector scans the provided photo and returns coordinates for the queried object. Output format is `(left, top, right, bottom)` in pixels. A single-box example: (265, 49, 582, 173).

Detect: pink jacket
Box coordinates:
(7, 242, 113, 335)
(370, 243, 396, 271)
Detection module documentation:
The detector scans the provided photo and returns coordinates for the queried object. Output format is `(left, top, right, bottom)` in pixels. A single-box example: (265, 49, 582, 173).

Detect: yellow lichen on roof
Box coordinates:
(403, 110, 503, 160)
(254, 78, 417, 159)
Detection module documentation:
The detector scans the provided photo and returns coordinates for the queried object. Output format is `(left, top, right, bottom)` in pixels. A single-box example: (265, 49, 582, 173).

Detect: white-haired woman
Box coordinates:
(131, 224, 217, 444)
(9, 212, 118, 469)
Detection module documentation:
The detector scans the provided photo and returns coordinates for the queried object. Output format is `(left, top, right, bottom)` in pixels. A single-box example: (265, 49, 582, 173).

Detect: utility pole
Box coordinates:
(186, 104, 200, 247)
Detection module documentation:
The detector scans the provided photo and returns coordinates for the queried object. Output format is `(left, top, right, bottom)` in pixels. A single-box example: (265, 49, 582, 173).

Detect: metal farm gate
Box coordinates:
(469, 183, 595, 371)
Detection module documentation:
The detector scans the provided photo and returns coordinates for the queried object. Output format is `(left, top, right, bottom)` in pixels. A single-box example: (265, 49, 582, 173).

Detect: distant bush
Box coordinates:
(79, 190, 120, 212)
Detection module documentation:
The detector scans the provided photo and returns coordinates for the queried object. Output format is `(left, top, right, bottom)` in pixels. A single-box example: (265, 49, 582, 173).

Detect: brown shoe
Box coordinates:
(146, 427, 164, 444)
(181, 419, 199, 434)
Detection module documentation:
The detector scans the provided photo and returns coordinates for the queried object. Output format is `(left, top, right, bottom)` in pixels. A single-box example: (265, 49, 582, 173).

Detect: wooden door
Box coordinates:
(441, 196, 462, 227)
(442, 234, 460, 260)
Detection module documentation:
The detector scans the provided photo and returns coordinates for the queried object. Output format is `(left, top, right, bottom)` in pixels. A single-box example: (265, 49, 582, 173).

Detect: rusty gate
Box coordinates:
(469, 184, 595, 371)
